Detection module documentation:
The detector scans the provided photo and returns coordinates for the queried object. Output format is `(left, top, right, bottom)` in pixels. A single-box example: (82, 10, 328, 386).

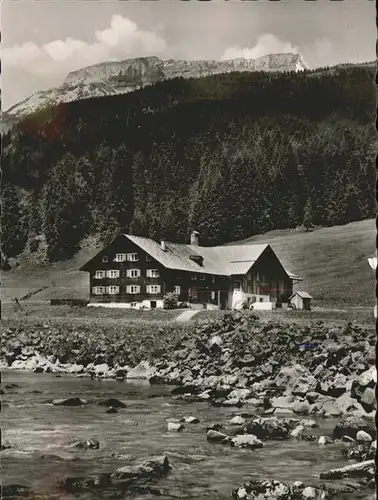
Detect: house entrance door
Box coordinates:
(198, 290, 210, 304)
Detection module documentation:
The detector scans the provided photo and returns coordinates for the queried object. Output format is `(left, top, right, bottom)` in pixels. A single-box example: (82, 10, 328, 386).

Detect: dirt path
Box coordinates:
(175, 309, 201, 322)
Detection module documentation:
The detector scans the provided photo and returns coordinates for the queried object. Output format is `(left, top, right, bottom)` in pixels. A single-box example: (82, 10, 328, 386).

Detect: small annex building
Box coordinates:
(289, 291, 313, 311)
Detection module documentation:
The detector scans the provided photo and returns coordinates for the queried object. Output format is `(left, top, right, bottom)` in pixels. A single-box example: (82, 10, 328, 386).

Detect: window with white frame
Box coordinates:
(107, 269, 120, 278)
(95, 270, 106, 279)
(211, 291, 215, 300)
(92, 286, 105, 295)
(146, 284, 161, 294)
(127, 253, 139, 262)
(126, 285, 140, 294)
(102, 256, 108, 263)
(191, 274, 197, 280)
(173, 285, 181, 295)
(108, 285, 119, 295)
(115, 253, 126, 262)
(146, 269, 159, 278)
(200, 275, 205, 280)
(126, 269, 141, 278)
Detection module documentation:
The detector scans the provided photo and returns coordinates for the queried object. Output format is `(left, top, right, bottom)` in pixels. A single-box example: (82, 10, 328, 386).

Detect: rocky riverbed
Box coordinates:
(1, 312, 376, 499)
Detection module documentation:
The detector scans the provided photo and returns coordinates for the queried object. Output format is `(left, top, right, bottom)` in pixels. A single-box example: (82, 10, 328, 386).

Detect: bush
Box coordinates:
(163, 292, 178, 310)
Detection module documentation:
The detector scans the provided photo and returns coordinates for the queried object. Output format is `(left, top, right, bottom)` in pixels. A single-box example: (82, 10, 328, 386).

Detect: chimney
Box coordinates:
(190, 231, 199, 246)
(161, 240, 166, 252)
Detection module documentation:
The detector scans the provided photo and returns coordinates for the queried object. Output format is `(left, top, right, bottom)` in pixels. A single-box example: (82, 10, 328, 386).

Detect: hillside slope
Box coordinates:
(233, 219, 376, 306)
(2, 220, 375, 307)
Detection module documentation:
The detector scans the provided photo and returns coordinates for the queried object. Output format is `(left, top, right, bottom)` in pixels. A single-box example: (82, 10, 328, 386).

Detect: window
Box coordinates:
(146, 269, 159, 278)
(233, 281, 241, 291)
(130, 302, 137, 307)
(200, 275, 205, 280)
(147, 284, 161, 294)
(211, 291, 215, 300)
(102, 256, 108, 263)
(92, 286, 105, 295)
(127, 253, 139, 262)
(191, 274, 197, 280)
(95, 270, 106, 279)
(212, 276, 216, 283)
(146, 255, 152, 262)
(173, 285, 181, 295)
(126, 285, 140, 294)
(108, 286, 119, 295)
(115, 253, 126, 262)
(107, 270, 120, 279)
(126, 269, 141, 278)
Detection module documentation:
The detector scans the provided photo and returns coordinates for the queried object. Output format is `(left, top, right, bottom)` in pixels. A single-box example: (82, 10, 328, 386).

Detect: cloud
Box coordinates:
(221, 34, 300, 61)
(2, 14, 167, 78)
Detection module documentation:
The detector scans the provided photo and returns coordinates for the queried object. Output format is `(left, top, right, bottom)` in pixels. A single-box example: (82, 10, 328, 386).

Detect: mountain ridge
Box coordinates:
(4, 53, 306, 123)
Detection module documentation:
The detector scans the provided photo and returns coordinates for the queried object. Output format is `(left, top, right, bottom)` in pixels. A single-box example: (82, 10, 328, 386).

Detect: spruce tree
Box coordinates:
(1, 184, 28, 258)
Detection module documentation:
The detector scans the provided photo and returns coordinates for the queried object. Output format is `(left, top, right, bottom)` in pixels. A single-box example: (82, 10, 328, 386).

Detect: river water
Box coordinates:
(1, 371, 373, 499)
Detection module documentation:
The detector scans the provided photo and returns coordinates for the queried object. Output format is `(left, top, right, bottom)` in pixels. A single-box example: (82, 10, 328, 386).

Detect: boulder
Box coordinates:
(245, 417, 294, 441)
(274, 408, 294, 416)
(206, 423, 223, 432)
(110, 455, 171, 483)
(332, 416, 376, 440)
(208, 335, 222, 349)
(321, 402, 342, 417)
(171, 385, 199, 396)
(227, 388, 251, 401)
(68, 439, 100, 450)
(299, 419, 318, 428)
(360, 387, 376, 409)
(206, 430, 230, 444)
(230, 416, 246, 425)
(105, 407, 118, 414)
(126, 361, 156, 380)
(230, 434, 263, 449)
(292, 400, 311, 415)
(290, 425, 305, 438)
(98, 398, 126, 408)
(334, 392, 365, 415)
(318, 436, 333, 445)
(2, 485, 32, 498)
(1, 440, 12, 451)
(183, 416, 200, 424)
(342, 443, 373, 461)
(167, 422, 185, 432)
(306, 392, 320, 404)
(320, 459, 375, 480)
(232, 480, 328, 500)
(275, 365, 316, 396)
(356, 430, 373, 443)
(52, 397, 87, 406)
(271, 395, 294, 409)
(358, 366, 376, 388)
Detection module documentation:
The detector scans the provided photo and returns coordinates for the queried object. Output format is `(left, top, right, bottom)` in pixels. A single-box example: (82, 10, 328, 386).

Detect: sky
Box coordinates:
(1, 0, 376, 110)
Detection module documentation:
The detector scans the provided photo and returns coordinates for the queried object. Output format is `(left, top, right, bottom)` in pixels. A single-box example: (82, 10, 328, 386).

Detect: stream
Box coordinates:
(1, 371, 373, 499)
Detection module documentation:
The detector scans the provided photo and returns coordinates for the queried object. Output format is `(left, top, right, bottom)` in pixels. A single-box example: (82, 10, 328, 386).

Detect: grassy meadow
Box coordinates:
(1, 300, 374, 330)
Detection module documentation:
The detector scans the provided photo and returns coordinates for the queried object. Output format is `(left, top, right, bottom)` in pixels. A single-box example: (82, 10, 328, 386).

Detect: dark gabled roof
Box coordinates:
(80, 233, 300, 280)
